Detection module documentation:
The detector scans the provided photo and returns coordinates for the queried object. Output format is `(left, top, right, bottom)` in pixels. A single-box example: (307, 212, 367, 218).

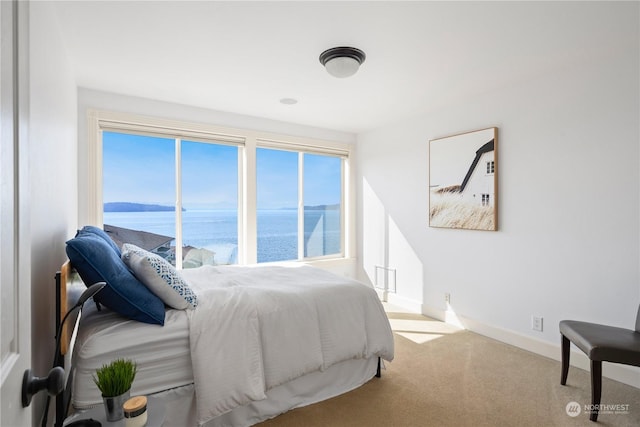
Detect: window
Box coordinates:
(481, 194, 490, 206)
(303, 153, 342, 258)
(486, 160, 495, 174)
(256, 148, 343, 262)
(92, 110, 351, 267)
(102, 131, 239, 268)
(180, 140, 239, 266)
(256, 148, 298, 262)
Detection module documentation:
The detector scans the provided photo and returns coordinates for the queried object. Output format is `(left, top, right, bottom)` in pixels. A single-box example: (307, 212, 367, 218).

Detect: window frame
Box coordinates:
(86, 109, 354, 266)
(256, 145, 347, 262)
(486, 160, 495, 175)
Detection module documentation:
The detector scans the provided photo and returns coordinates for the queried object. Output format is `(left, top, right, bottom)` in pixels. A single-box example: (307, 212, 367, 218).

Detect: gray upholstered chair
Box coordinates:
(559, 305, 640, 422)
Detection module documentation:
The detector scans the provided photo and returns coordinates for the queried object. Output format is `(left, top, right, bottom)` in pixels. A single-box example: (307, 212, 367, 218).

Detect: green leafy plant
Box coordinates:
(92, 358, 137, 397)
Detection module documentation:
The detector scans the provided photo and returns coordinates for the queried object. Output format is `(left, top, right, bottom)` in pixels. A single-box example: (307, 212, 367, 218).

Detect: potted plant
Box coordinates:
(93, 358, 137, 421)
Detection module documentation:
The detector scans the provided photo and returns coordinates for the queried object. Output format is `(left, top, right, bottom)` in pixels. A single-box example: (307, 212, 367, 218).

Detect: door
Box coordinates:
(1, 0, 32, 425)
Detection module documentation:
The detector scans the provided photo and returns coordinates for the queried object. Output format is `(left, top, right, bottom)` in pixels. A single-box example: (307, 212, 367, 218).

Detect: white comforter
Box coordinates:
(181, 264, 394, 426)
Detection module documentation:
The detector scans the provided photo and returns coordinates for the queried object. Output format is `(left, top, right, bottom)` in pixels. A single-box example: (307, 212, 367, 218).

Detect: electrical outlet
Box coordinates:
(531, 316, 543, 332)
(444, 293, 451, 304)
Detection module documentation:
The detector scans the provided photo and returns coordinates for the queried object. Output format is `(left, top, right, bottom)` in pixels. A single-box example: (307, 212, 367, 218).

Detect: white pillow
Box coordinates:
(121, 243, 197, 309)
(183, 247, 216, 268)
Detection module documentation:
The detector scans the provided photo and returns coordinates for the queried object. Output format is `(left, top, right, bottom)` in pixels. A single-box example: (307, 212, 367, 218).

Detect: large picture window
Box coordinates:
(93, 111, 351, 267)
(102, 131, 239, 268)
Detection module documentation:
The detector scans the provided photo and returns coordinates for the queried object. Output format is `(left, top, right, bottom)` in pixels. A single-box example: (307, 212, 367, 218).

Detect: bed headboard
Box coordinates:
(56, 260, 87, 356)
(54, 260, 88, 427)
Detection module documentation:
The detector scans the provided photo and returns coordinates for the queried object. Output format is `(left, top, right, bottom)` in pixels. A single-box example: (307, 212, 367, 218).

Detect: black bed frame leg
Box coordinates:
(376, 357, 381, 378)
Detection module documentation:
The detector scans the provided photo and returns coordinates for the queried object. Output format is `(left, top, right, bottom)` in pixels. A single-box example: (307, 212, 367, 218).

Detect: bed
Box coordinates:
(56, 227, 395, 427)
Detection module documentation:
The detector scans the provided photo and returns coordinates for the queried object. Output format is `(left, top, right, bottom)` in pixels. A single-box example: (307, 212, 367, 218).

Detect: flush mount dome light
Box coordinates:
(319, 46, 366, 78)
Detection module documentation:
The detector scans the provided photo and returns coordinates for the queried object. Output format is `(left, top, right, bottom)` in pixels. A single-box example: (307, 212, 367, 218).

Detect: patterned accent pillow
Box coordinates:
(121, 243, 198, 309)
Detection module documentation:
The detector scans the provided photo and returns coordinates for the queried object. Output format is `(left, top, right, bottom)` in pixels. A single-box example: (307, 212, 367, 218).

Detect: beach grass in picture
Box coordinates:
(429, 127, 498, 231)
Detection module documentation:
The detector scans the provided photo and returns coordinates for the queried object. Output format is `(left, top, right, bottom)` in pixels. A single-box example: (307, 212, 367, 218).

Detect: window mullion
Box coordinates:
(341, 158, 346, 257)
(242, 138, 257, 264)
(175, 138, 183, 269)
(298, 152, 304, 260)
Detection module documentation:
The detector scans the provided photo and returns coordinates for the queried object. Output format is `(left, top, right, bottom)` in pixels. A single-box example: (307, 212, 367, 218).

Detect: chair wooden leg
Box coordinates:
(590, 360, 602, 422)
(561, 335, 570, 385)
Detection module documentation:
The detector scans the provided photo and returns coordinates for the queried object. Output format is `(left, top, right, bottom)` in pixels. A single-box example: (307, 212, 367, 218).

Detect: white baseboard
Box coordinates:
(384, 292, 423, 313)
(410, 302, 640, 390)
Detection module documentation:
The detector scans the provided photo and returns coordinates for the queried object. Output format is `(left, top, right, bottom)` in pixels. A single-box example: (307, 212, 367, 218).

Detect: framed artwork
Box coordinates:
(429, 127, 498, 231)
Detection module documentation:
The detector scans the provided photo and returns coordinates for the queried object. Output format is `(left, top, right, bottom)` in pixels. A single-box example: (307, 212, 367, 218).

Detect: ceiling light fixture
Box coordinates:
(319, 46, 366, 78)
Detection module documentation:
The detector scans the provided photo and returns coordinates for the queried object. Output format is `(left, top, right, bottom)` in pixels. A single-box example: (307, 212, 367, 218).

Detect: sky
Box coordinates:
(103, 132, 341, 210)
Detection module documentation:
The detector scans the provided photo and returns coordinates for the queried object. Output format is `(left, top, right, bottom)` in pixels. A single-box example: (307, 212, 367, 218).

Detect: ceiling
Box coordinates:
(50, 1, 627, 134)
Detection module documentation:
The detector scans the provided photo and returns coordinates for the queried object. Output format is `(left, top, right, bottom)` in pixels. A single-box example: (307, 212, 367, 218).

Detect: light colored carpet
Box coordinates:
(257, 306, 640, 426)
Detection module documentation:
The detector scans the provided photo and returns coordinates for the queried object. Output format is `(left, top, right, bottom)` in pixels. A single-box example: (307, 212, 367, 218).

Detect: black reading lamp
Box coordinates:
(21, 282, 106, 422)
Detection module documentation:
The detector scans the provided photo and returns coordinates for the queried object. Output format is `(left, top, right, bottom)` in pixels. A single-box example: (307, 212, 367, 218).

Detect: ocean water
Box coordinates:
(104, 209, 340, 264)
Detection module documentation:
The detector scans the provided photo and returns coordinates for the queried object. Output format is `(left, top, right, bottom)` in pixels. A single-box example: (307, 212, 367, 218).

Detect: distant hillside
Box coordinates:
(104, 202, 185, 212)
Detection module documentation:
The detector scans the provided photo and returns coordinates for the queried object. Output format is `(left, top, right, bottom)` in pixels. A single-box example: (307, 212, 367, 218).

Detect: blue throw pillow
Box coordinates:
(77, 225, 121, 257)
(66, 233, 165, 325)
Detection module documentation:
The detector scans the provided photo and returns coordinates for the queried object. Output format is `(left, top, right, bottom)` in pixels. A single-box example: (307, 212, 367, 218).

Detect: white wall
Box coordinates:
(29, 2, 78, 424)
(357, 5, 639, 387)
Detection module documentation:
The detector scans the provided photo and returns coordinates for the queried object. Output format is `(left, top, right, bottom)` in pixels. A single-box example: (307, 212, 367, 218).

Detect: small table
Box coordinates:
(63, 396, 165, 426)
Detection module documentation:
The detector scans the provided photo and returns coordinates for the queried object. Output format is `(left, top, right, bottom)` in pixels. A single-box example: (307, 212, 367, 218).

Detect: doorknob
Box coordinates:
(21, 367, 64, 407)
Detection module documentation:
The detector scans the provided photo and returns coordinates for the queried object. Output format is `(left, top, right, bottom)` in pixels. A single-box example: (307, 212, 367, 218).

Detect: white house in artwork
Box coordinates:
(459, 139, 495, 207)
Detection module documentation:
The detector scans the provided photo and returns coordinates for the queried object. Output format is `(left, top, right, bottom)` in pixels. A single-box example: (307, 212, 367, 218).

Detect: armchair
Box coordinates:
(559, 305, 640, 421)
